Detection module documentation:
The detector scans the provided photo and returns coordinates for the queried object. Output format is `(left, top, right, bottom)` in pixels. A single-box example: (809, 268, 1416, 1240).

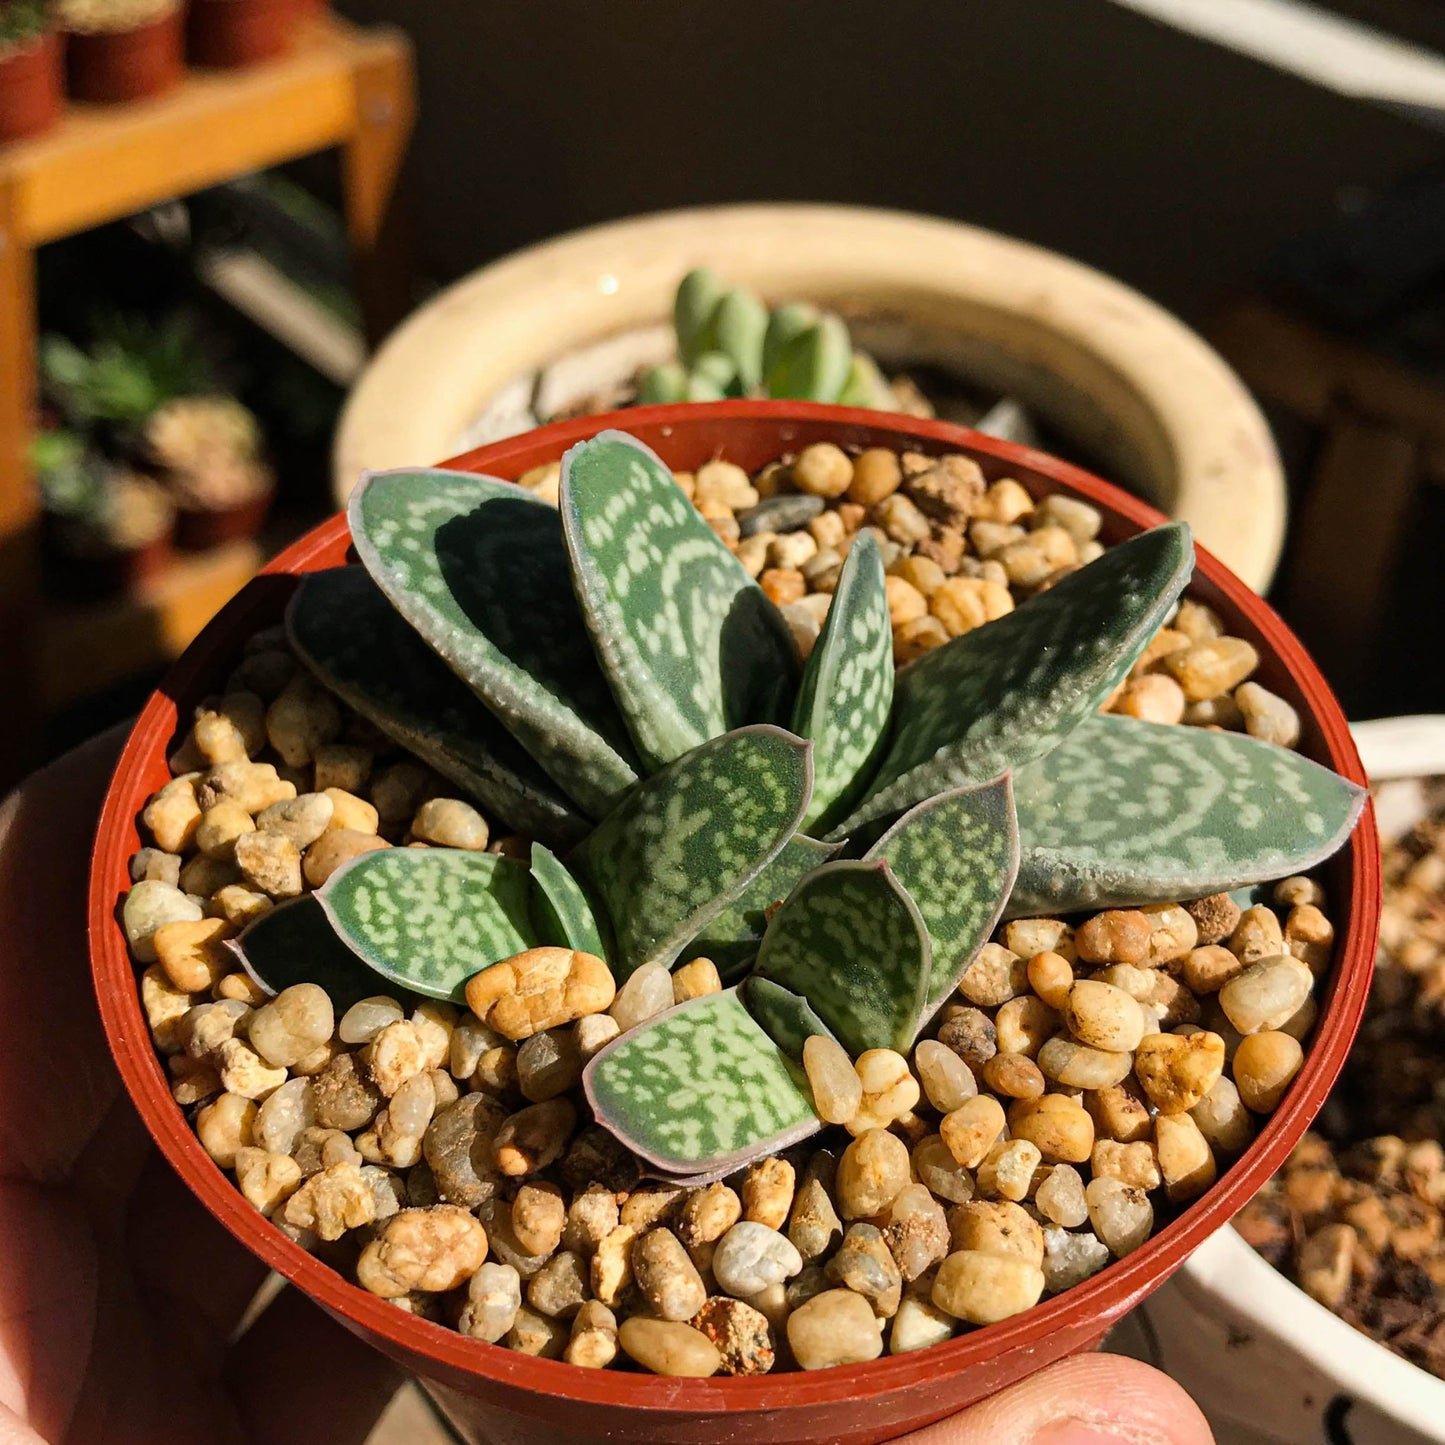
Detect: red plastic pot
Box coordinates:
(188, 0, 296, 69)
(0, 32, 64, 142)
(88, 402, 1380, 1445)
(65, 8, 183, 104)
(174, 491, 273, 550)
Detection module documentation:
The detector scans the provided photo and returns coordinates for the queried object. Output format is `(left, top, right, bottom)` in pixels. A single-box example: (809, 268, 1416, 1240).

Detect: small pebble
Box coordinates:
(787, 1289, 884, 1370)
(712, 1221, 803, 1296)
(617, 1318, 720, 1377)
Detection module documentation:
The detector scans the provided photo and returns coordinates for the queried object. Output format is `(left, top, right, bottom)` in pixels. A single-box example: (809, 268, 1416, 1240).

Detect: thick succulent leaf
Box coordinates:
(754, 859, 932, 1056)
(348, 468, 639, 817)
(317, 847, 537, 1003)
(228, 896, 389, 1011)
(741, 975, 839, 1063)
(674, 267, 725, 366)
(792, 531, 894, 833)
(559, 431, 798, 770)
(1008, 713, 1368, 916)
(832, 523, 1194, 837)
(530, 842, 610, 959)
(688, 833, 839, 981)
(583, 989, 820, 1182)
(571, 725, 813, 980)
(287, 567, 586, 847)
(866, 777, 1020, 1014)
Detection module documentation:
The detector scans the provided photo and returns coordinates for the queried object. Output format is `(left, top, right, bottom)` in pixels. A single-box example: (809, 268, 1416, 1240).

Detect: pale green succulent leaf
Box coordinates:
(317, 848, 537, 1003)
(688, 833, 839, 981)
(837, 352, 893, 409)
(560, 430, 798, 769)
(792, 530, 894, 832)
(1008, 713, 1367, 916)
(638, 362, 688, 406)
(583, 988, 819, 1181)
(834, 522, 1194, 836)
(674, 268, 726, 366)
(348, 468, 640, 818)
(741, 975, 839, 1063)
(228, 896, 391, 1011)
(707, 289, 768, 391)
(754, 858, 932, 1055)
(530, 842, 611, 959)
(287, 567, 586, 847)
(571, 725, 813, 980)
(866, 776, 1020, 1014)
(762, 302, 819, 379)
(765, 314, 851, 402)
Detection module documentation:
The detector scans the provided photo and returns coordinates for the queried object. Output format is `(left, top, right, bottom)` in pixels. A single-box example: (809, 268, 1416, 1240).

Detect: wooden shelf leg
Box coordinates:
(343, 38, 417, 350)
(0, 179, 43, 793)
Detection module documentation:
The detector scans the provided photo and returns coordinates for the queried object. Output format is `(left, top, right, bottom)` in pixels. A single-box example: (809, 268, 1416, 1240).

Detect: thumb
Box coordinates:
(897, 1353, 1215, 1445)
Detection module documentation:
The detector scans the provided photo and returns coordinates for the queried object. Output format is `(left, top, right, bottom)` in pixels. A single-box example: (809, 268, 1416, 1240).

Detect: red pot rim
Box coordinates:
(88, 400, 1379, 1417)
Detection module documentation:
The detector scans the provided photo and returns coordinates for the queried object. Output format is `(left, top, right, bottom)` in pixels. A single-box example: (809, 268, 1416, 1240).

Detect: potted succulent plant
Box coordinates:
(188, 0, 297, 70)
(90, 403, 1377, 1445)
(146, 394, 276, 547)
(0, 0, 64, 141)
(36, 429, 174, 596)
(56, 0, 182, 102)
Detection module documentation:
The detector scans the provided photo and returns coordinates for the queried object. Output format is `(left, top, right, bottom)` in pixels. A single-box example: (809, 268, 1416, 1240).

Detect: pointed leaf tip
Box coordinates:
(835, 521, 1194, 835)
(560, 430, 799, 771)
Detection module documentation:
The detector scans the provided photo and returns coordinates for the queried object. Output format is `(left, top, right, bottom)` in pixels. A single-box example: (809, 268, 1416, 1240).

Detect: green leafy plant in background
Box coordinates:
(271, 427, 1366, 1180)
(637, 268, 893, 407)
(0, 0, 50, 48)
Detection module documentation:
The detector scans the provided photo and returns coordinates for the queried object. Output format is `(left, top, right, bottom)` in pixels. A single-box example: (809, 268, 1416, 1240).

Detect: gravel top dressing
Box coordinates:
(123, 432, 1362, 1376)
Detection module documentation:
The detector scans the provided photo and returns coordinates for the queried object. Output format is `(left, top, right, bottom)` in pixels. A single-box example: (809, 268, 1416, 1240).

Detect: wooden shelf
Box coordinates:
(0, 14, 415, 787)
(38, 541, 264, 711)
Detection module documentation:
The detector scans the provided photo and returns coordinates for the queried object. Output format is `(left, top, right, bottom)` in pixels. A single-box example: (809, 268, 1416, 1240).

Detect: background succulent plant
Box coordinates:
(637, 269, 893, 408)
(270, 428, 1365, 1180)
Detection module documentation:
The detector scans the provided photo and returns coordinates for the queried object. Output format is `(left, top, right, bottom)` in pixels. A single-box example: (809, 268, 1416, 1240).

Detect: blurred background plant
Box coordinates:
(0, 0, 51, 50)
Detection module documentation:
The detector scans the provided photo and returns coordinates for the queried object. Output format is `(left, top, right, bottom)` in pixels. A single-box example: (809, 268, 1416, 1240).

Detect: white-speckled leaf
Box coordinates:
(832, 523, 1194, 837)
(287, 567, 586, 847)
(317, 848, 538, 1003)
(866, 778, 1020, 1014)
(560, 431, 798, 770)
(348, 468, 639, 817)
(229, 896, 391, 1011)
(688, 833, 839, 981)
(792, 530, 894, 833)
(754, 859, 932, 1055)
(1008, 712, 1367, 917)
(530, 842, 610, 959)
(741, 975, 839, 1062)
(571, 725, 813, 980)
(583, 988, 820, 1181)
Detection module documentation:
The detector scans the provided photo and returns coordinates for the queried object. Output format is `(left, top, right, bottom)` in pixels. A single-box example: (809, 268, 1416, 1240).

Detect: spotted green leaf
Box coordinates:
(1008, 712, 1367, 917)
(348, 468, 639, 818)
(866, 778, 1020, 1015)
(688, 833, 839, 981)
(228, 896, 389, 1011)
(754, 859, 932, 1055)
(741, 975, 839, 1063)
(571, 725, 813, 980)
(287, 567, 586, 847)
(792, 531, 894, 833)
(530, 842, 610, 959)
(833, 523, 1194, 837)
(560, 431, 799, 771)
(317, 848, 538, 1003)
(583, 988, 819, 1181)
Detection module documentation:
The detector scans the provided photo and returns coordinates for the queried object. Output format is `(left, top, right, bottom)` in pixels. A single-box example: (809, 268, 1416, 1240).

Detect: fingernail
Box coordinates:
(1031, 1423, 1128, 1445)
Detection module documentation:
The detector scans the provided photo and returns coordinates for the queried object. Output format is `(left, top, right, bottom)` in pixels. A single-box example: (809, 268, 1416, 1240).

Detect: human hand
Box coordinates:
(0, 736, 1213, 1445)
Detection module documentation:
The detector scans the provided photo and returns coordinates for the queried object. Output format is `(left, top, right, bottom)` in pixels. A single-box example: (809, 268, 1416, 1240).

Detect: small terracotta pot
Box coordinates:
(188, 0, 296, 69)
(174, 492, 273, 550)
(65, 8, 183, 104)
(0, 32, 64, 141)
(89, 403, 1380, 1445)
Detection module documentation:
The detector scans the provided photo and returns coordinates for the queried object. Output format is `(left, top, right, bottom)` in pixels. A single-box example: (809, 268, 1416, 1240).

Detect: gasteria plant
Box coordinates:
(265, 428, 1365, 1182)
(637, 269, 893, 408)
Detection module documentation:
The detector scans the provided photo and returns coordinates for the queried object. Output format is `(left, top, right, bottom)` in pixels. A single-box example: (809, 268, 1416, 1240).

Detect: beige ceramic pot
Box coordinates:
(335, 204, 1286, 590)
